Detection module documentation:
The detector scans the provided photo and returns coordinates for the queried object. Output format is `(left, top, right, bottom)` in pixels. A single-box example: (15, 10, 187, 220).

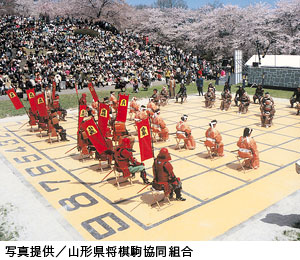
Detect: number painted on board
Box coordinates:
(81, 212, 129, 240)
(25, 164, 56, 177)
(14, 154, 42, 164)
(39, 180, 71, 192)
(0, 133, 11, 138)
(0, 139, 19, 146)
(59, 192, 98, 211)
(5, 147, 26, 153)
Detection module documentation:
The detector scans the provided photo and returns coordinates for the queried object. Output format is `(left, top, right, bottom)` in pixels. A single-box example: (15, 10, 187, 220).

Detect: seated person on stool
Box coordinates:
(238, 92, 250, 114)
(260, 99, 275, 128)
(296, 102, 300, 115)
(290, 86, 300, 108)
(237, 128, 259, 169)
(135, 105, 148, 122)
(151, 89, 160, 106)
(49, 110, 69, 141)
(220, 88, 232, 111)
(114, 138, 150, 184)
(204, 88, 216, 108)
(109, 91, 118, 112)
(147, 98, 158, 117)
(151, 109, 169, 141)
(152, 148, 186, 201)
(234, 86, 245, 106)
(129, 97, 139, 120)
(204, 120, 224, 157)
(176, 115, 196, 150)
(175, 83, 187, 104)
(160, 86, 169, 105)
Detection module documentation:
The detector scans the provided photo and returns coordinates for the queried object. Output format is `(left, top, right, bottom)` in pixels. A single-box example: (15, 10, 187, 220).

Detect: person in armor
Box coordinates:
(151, 109, 169, 141)
(208, 82, 216, 93)
(114, 138, 150, 184)
(290, 86, 300, 108)
(113, 120, 135, 147)
(253, 84, 264, 104)
(135, 105, 148, 122)
(204, 88, 216, 108)
(129, 97, 140, 120)
(261, 92, 274, 106)
(234, 86, 245, 106)
(223, 82, 231, 93)
(77, 122, 94, 156)
(151, 89, 160, 106)
(79, 93, 87, 106)
(260, 99, 275, 128)
(44, 85, 52, 106)
(51, 94, 67, 121)
(176, 115, 196, 150)
(237, 128, 259, 169)
(168, 74, 176, 98)
(49, 110, 68, 141)
(147, 98, 158, 117)
(175, 82, 187, 104)
(295, 101, 300, 115)
(109, 91, 118, 112)
(160, 86, 169, 106)
(152, 148, 186, 201)
(220, 88, 232, 111)
(204, 120, 224, 157)
(238, 92, 250, 114)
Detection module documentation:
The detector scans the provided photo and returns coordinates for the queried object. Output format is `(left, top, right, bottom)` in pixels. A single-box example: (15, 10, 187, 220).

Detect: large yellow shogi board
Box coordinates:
(0, 95, 299, 241)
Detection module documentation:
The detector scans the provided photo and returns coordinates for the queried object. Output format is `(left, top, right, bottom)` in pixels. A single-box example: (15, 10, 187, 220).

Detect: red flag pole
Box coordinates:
(137, 183, 151, 194)
(148, 117, 155, 158)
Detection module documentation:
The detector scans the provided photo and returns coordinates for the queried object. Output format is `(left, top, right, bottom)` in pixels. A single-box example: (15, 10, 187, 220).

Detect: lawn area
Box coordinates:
(0, 81, 293, 119)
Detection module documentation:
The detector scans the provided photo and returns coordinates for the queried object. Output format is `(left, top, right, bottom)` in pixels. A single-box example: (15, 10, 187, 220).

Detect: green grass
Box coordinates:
(281, 230, 300, 241)
(0, 81, 294, 119)
(0, 204, 19, 241)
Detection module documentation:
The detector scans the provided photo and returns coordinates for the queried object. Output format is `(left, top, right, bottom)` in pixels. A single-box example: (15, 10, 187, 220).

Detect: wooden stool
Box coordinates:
(150, 187, 171, 210)
(114, 166, 133, 189)
(205, 146, 214, 159)
(152, 131, 158, 143)
(48, 128, 60, 144)
(236, 156, 253, 174)
(175, 137, 185, 150)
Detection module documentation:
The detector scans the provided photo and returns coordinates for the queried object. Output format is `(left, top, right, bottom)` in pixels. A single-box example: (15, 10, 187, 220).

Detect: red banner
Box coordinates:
(82, 118, 107, 154)
(52, 81, 56, 101)
(6, 89, 24, 110)
(98, 103, 110, 136)
(26, 89, 37, 113)
(78, 105, 87, 130)
(136, 119, 153, 162)
(116, 94, 129, 122)
(88, 82, 99, 102)
(36, 93, 48, 117)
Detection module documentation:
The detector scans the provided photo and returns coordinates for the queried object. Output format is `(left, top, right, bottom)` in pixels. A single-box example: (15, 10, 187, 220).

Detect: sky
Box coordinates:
(126, 0, 278, 9)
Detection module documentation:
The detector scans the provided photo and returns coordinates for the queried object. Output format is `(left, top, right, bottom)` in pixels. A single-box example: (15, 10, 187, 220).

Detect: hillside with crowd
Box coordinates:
(0, 15, 224, 97)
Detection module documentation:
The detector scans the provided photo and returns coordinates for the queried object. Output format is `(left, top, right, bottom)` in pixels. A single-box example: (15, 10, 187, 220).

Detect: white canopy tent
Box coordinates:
(245, 55, 300, 68)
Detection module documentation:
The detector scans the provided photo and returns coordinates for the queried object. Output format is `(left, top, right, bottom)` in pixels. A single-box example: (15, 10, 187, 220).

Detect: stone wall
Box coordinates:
(247, 66, 300, 89)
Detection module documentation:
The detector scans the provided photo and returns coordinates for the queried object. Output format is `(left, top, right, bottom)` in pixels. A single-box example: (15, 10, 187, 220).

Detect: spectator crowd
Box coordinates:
(0, 15, 225, 98)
